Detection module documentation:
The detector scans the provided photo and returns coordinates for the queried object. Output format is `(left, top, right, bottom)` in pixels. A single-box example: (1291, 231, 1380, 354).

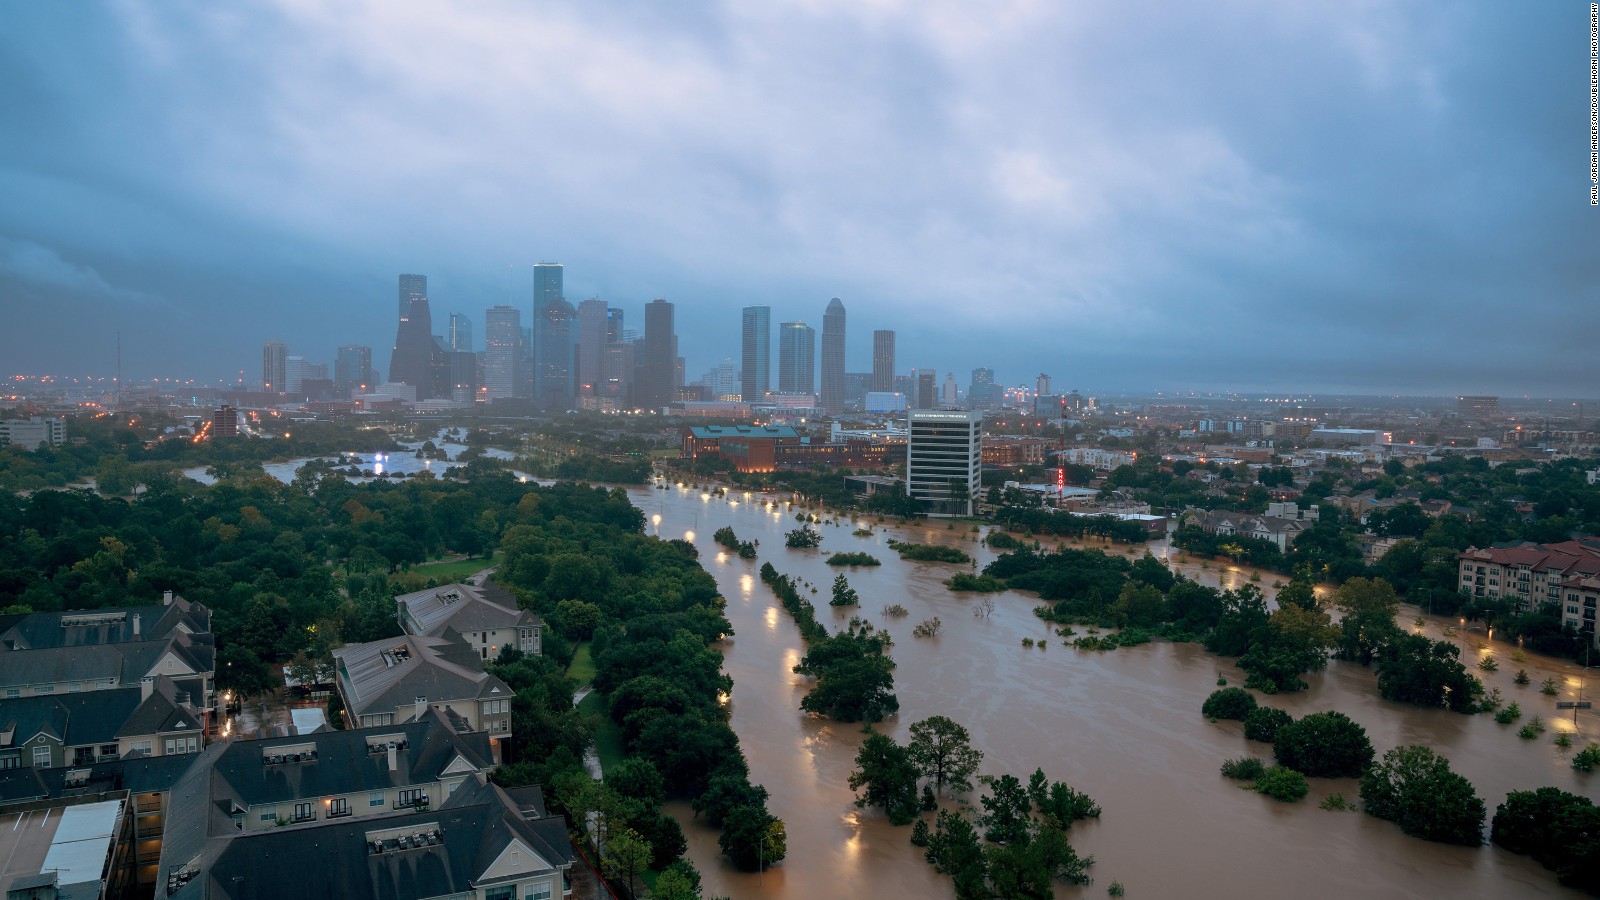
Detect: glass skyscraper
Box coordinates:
(740, 306, 770, 402)
(778, 321, 816, 395)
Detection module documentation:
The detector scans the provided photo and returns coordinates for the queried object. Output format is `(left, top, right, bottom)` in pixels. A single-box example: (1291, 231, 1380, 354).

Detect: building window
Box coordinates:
(34, 684, 53, 694)
(526, 884, 553, 900)
(397, 789, 426, 807)
(369, 791, 385, 807)
(329, 798, 350, 817)
(0, 755, 18, 770)
(33, 746, 50, 768)
(293, 802, 314, 822)
(100, 744, 119, 757)
(4, 688, 17, 699)
(485, 887, 515, 900)
(261, 811, 276, 822)
(68, 682, 81, 693)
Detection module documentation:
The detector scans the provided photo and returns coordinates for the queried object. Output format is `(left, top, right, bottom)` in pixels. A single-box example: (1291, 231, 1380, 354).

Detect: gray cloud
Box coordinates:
(0, 1, 1594, 395)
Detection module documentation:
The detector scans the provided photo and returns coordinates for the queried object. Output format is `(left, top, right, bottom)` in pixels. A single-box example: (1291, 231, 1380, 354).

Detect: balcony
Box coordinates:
(327, 806, 353, 819)
(291, 811, 317, 824)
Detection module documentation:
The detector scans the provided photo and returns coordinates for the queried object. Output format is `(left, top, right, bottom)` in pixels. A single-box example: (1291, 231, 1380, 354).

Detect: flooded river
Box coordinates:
(634, 481, 1600, 898)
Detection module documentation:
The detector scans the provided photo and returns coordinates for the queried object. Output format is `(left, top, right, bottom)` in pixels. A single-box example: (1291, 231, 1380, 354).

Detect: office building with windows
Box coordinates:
(741, 306, 771, 402)
(906, 410, 983, 517)
(778, 321, 816, 396)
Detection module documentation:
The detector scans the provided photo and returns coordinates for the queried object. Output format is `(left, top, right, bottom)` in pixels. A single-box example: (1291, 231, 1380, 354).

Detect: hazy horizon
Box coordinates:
(2, 3, 1597, 396)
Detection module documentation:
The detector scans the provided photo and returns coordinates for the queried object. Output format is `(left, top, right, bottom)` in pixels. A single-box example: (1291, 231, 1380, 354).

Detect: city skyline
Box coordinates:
(0, 4, 1596, 396)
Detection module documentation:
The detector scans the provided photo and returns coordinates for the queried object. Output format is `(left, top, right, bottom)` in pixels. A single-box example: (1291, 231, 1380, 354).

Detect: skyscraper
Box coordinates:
(576, 300, 611, 397)
(285, 356, 307, 393)
(262, 340, 287, 393)
(914, 368, 936, 410)
(942, 373, 958, 407)
(448, 313, 474, 352)
(335, 344, 373, 397)
(871, 330, 896, 393)
(531, 263, 563, 371)
(968, 367, 1000, 409)
(778, 321, 816, 395)
(398, 274, 427, 321)
(637, 298, 676, 410)
(483, 305, 521, 400)
(820, 298, 846, 415)
(390, 297, 437, 398)
(740, 306, 770, 402)
(537, 297, 577, 409)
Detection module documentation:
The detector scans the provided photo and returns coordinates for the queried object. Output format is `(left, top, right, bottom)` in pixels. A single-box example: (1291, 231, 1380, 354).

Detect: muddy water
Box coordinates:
(636, 483, 1599, 898)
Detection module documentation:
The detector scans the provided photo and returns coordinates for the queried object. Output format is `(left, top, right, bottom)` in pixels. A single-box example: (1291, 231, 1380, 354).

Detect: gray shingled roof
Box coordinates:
(395, 583, 538, 638)
(0, 678, 197, 751)
(332, 635, 512, 719)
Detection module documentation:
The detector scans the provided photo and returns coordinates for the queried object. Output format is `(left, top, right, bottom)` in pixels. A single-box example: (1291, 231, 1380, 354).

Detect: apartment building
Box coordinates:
(396, 583, 543, 662)
(0, 674, 204, 771)
(1457, 539, 1600, 614)
(332, 634, 514, 742)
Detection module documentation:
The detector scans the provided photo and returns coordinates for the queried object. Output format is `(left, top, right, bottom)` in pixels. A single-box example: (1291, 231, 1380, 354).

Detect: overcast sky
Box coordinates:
(2, 1, 1596, 396)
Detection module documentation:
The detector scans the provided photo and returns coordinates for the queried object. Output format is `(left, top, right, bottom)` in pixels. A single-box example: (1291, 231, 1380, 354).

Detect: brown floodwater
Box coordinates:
(635, 482, 1600, 898)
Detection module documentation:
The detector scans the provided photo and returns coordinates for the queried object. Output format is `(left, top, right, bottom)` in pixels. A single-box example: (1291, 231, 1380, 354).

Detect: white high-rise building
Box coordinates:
(906, 410, 982, 518)
(941, 372, 958, 406)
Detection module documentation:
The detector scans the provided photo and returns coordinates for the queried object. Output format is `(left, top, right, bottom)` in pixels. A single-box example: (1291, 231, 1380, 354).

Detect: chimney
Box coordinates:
(141, 677, 153, 701)
(386, 745, 398, 772)
(163, 590, 174, 606)
(132, 613, 141, 638)
(414, 697, 426, 722)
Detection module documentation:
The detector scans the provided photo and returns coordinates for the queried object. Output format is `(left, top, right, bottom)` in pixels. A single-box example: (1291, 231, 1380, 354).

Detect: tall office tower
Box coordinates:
(703, 359, 740, 401)
(398, 274, 427, 321)
(600, 339, 634, 408)
(778, 322, 816, 395)
(740, 306, 770, 402)
(1036, 373, 1051, 397)
(941, 373, 958, 407)
(335, 344, 373, 397)
(483, 305, 522, 400)
(531, 263, 563, 367)
(907, 410, 983, 518)
(390, 297, 438, 398)
(968, 367, 1000, 409)
(536, 297, 578, 409)
(262, 340, 288, 393)
(820, 298, 846, 415)
(637, 298, 676, 410)
(576, 300, 611, 396)
(871, 330, 896, 393)
(914, 368, 937, 409)
(285, 356, 307, 393)
(448, 313, 474, 352)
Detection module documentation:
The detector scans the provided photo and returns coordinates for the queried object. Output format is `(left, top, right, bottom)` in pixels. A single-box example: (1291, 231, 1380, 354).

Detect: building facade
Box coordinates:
(398, 274, 427, 322)
(871, 330, 896, 393)
(482, 306, 522, 401)
(778, 321, 815, 396)
(637, 299, 677, 410)
(0, 416, 65, 449)
(906, 410, 983, 517)
(262, 340, 288, 393)
(820, 298, 846, 415)
(741, 306, 771, 402)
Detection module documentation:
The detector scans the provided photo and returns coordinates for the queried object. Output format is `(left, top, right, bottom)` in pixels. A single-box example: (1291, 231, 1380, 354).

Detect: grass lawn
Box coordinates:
(566, 642, 596, 686)
(577, 690, 627, 773)
(401, 551, 502, 583)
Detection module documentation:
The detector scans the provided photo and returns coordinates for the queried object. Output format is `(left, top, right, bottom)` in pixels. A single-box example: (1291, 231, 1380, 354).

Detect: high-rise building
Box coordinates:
(531, 263, 563, 370)
(871, 330, 896, 393)
(536, 298, 577, 409)
(637, 299, 677, 411)
(1036, 373, 1052, 397)
(334, 341, 374, 393)
(483, 305, 522, 400)
(942, 373, 958, 407)
(335, 344, 373, 397)
(741, 306, 770, 402)
(262, 340, 287, 393)
(576, 300, 611, 397)
(914, 368, 937, 410)
(702, 359, 740, 401)
(212, 406, 239, 438)
(907, 410, 983, 518)
(820, 298, 846, 415)
(1457, 396, 1499, 418)
(968, 367, 1000, 409)
(778, 322, 816, 396)
(599, 339, 634, 408)
(448, 313, 474, 352)
(398, 274, 427, 322)
(285, 356, 307, 393)
(390, 296, 438, 399)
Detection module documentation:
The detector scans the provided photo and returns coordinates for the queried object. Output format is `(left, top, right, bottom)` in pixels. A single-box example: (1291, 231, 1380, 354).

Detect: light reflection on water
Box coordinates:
(635, 483, 1595, 899)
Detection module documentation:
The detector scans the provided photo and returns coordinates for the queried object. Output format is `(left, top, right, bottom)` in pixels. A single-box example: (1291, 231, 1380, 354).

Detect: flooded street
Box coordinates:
(634, 482, 1600, 898)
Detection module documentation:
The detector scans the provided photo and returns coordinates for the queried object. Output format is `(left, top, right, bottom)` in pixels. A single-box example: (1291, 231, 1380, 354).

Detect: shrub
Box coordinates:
(1201, 687, 1258, 721)
(785, 526, 822, 549)
(881, 603, 909, 618)
(1359, 745, 1484, 845)
(1255, 766, 1309, 802)
(1556, 732, 1574, 749)
(1494, 703, 1522, 724)
(1220, 757, 1267, 780)
(1478, 655, 1498, 672)
(1243, 707, 1293, 744)
(1108, 882, 1126, 897)
(886, 540, 973, 564)
(1513, 669, 1530, 686)
(1573, 742, 1600, 772)
(1492, 787, 1600, 894)
(1542, 678, 1560, 696)
(1320, 792, 1353, 811)
(1273, 711, 1374, 778)
(827, 552, 882, 567)
(1518, 716, 1546, 740)
(944, 573, 1007, 592)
